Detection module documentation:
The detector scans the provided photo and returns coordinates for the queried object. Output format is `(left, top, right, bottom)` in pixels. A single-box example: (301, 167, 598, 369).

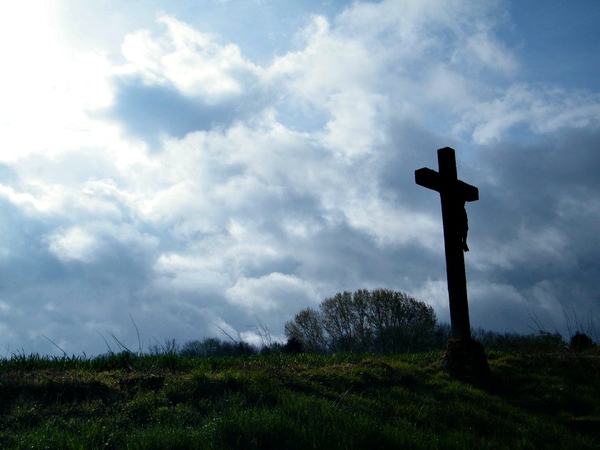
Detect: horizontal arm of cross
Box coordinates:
(415, 168, 479, 202)
(415, 168, 441, 192)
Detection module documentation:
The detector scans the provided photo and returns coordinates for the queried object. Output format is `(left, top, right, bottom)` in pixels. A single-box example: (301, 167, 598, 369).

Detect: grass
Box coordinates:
(0, 349, 598, 449)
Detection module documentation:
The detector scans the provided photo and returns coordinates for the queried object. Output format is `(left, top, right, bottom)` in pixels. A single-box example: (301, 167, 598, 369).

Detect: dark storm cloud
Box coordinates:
(473, 127, 600, 260)
(457, 126, 600, 332)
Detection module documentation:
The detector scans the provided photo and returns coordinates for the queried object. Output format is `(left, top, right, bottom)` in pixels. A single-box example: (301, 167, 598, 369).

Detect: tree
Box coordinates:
(320, 291, 360, 351)
(284, 289, 437, 354)
(284, 308, 327, 353)
(366, 289, 437, 353)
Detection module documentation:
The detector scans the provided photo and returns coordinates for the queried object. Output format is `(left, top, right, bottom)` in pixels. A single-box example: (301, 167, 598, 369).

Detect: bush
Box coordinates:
(468, 329, 566, 354)
(259, 342, 285, 355)
(570, 332, 596, 351)
(283, 337, 303, 354)
(180, 337, 256, 358)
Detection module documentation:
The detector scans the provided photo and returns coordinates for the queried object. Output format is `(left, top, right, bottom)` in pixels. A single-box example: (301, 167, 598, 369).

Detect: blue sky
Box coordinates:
(0, 0, 599, 356)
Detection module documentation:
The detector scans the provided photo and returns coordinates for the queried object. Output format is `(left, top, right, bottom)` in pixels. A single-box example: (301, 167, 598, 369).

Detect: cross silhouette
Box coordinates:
(415, 147, 478, 340)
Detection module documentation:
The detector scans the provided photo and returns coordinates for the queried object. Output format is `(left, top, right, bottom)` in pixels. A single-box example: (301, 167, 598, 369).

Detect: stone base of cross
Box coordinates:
(440, 339, 491, 383)
(415, 147, 490, 382)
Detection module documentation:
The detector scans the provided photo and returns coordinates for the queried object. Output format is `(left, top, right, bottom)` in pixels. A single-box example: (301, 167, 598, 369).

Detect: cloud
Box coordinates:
(225, 272, 317, 311)
(121, 13, 258, 99)
(106, 77, 238, 143)
(46, 227, 100, 263)
(0, 1, 599, 355)
(465, 84, 600, 143)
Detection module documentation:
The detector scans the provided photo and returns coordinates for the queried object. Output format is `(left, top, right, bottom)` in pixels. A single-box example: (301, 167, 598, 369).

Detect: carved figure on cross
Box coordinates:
(459, 201, 469, 252)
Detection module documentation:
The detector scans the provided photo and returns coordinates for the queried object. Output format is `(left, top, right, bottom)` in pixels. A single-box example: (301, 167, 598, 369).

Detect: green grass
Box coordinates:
(0, 350, 598, 449)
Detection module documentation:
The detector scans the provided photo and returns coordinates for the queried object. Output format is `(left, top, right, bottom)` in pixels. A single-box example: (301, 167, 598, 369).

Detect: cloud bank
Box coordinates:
(0, 0, 599, 355)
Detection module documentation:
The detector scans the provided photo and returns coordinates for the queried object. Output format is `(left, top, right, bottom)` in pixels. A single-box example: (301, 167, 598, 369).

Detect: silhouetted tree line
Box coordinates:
(150, 288, 597, 358)
(171, 336, 300, 358)
(282, 289, 598, 355)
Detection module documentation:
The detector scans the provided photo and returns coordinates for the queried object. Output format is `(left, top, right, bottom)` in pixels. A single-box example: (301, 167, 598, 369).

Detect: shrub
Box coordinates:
(570, 332, 596, 351)
(179, 337, 256, 358)
(283, 337, 303, 354)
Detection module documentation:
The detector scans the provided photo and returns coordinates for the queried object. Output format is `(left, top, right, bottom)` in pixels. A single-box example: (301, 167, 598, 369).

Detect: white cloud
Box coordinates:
(225, 272, 317, 311)
(121, 13, 259, 100)
(461, 33, 517, 74)
(411, 278, 449, 319)
(0, 185, 44, 213)
(466, 84, 600, 143)
(46, 227, 100, 263)
(154, 253, 231, 293)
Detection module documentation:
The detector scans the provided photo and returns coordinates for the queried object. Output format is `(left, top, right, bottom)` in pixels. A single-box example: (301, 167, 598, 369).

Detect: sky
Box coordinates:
(1, 0, 599, 356)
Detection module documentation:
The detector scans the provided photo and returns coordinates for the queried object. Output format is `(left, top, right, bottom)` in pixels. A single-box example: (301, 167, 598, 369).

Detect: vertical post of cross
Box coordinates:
(415, 147, 478, 340)
(438, 148, 471, 340)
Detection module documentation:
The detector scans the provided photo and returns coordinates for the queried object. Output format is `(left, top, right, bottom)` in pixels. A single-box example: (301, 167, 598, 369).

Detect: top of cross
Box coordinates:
(415, 147, 478, 202)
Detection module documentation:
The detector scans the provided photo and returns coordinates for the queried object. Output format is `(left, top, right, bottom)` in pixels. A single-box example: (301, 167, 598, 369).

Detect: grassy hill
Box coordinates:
(0, 348, 598, 449)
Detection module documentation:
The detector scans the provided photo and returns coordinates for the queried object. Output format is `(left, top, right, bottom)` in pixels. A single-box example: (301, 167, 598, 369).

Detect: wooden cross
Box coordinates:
(415, 147, 478, 340)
